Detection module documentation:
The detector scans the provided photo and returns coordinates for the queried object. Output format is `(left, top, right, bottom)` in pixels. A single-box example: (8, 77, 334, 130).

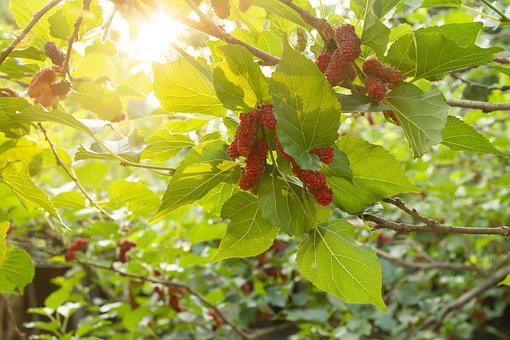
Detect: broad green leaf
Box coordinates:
(249, 0, 308, 27)
(154, 57, 226, 116)
(0, 98, 93, 137)
(0, 221, 9, 266)
(49, 8, 72, 40)
(352, 0, 400, 18)
(0, 161, 66, 226)
(361, 8, 390, 55)
(212, 192, 279, 262)
(386, 82, 449, 158)
(385, 23, 503, 80)
(337, 93, 391, 113)
(75, 132, 145, 163)
(162, 118, 209, 133)
(441, 116, 507, 157)
(72, 82, 123, 121)
(329, 136, 419, 214)
(296, 220, 385, 311)
(153, 140, 240, 220)
(257, 168, 331, 237)
(420, 0, 461, 8)
(321, 148, 353, 180)
(199, 183, 239, 215)
(141, 130, 195, 162)
(10, 0, 53, 45)
(107, 180, 160, 216)
(52, 191, 86, 210)
(0, 246, 35, 294)
(213, 45, 270, 111)
(270, 40, 341, 170)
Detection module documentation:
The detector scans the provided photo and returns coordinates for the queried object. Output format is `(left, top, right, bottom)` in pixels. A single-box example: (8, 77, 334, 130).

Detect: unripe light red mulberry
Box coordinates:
(383, 110, 399, 125)
(51, 80, 71, 97)
(362, 57, 383, 77)
(362, 57, 402, 84)
(316, 50, 332, 73)
(365, 76, 387, 103)
(311, 147, 334, 164)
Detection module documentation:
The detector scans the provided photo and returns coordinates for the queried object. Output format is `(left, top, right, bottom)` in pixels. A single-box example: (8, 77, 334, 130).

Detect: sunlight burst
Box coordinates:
(119, 13, 182, 62)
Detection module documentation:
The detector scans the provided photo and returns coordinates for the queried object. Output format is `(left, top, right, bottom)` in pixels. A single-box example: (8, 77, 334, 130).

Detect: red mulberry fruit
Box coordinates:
(316, 50, 332, 73)
(365, 76, 387, 103)
(311, 147, 334, 164)
(335, 24, 361, 62)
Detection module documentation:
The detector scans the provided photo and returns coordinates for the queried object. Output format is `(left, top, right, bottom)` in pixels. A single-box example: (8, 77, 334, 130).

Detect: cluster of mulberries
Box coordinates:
(65, 238, 88, 261)
(275, 136, 334, 206)
(28, 66, 71, 107)
(362, 57, 402, 103)
(211, 0, 230, 19)
(44, 42, 65, 66)
(316, 24, 361, 86)
(229, 105, 272, 191)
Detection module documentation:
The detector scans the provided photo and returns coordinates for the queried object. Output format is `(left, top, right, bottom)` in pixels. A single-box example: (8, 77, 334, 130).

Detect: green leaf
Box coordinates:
(153, 140, 240, 220)
(329, 136, 419, 214)
(296, 219, 386, 311)
(0, 161, 67, 227)
(212, 192, 279, 262)
(141, 130, 195, 162)
(213, 45, 270, 111)
(52, 191, 86, 210)
(199, 183, 239, 215)
(321, 148, 353, 180)
(0, 98, 92, 137)
(107, 180, 160, 216)
(385, 23, 503, 80)
(153, 57, 226, 116)
(0, 246, 35, 294)
(441, 116, 507, 157)
(249, 0, 308, 27)
(0, 221, 9, 267)
(72, 82, 123, 121)
(337, 93, 391, 113)
(361, 8, 390, 55)
(10, 0, 52, 45)
(270, 40, 341, 170)
(386, 82, 449, 158)
(499, 274, 510, 287)
(257, 168, 331, 237)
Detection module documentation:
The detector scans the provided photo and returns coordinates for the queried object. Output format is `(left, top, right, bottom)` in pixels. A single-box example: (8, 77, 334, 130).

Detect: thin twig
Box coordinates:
(362, 214, 510, 237)
(276, 0, 334, 43)
(78, 259, 252, 339)
(37, 123, 114, 220)
(61, 0, 92, 77)
(0, 75, 29, 88)
(374, 248, 488, 276)
(450, 73, 510, 91)
(0, 0, 64, 66)
(446, 99, 510, 112)
(421, 264, 510, 330)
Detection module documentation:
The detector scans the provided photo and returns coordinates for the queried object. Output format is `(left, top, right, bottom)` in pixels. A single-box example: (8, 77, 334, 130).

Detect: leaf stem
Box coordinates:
(459, 4, 499, 21)
(478, 0, 510, 22)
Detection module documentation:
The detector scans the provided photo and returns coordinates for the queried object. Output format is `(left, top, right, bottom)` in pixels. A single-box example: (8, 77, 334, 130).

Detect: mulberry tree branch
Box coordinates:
(0, 0, 64, 66)
(362, 214, 510, 237)
(61, 0, 92, 77)
(421, 264, 510, 330)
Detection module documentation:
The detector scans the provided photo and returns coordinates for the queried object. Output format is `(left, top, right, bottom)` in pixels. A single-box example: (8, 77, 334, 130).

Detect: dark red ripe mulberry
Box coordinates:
(170, 294, 183, 312)
(383, 110, 399, 125)
(335, 24, 361, 62)
(313, 186, 333, 206)
(44, 42, 65, 66)
(381, 66, 403, 84)
(239, 138, 267, 191)
(311, 148, 334, 164)
(259, 104, 276, 129)
(235, 111, 259, 156)
(316, 50, 332, 73)
(365, 76, 387, 103)
(324, 49, 357, 86)
(229, 139, 240, 159)
(362, 57, 383, 77)
(118, 239, 137, 263)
